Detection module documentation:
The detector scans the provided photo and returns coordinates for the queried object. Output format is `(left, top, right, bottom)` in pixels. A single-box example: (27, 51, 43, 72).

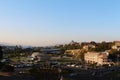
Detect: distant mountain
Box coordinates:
(0, 42, 33, 48)
(0, 42, 14, 46)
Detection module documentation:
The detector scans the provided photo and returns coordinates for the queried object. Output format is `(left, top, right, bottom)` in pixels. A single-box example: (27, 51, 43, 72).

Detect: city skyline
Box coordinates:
(0, 0, 120, 46)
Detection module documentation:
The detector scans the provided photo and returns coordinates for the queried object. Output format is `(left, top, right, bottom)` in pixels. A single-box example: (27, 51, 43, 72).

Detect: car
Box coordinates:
(75, 65, 82, 68)
(67, 64, 71, 67)
(17, 64, 25, 68)
(19, 71, 25, 74)
(71, 64, 75, 67)
(70, 73, 78, 76)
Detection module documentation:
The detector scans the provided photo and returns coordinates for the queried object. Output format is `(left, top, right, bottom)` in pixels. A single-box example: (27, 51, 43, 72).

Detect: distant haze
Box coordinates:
(0, 0, 120, 46)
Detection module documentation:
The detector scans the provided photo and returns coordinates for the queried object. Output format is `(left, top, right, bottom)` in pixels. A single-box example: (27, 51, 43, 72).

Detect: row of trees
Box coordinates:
(109, 49, 120, 62)
(93, 42, 113, 52)
(0, 46, 14, 72)
(54, 41, 114, 53)
(0, 46, 3, 60)
(4, 46, 33, 58)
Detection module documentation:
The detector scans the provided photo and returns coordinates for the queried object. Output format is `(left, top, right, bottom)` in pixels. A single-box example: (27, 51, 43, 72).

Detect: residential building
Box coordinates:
(65, 49, 81, 56)
(84, 52, 109, 65)
(83, 44, 95, 51)
(112, 41, 120, 50)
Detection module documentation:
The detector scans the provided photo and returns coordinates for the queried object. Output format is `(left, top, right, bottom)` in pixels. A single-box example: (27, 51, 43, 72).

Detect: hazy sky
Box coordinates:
(0, 0, 120, 46)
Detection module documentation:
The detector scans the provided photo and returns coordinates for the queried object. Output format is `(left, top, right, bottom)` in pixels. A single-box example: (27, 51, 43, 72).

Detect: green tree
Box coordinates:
(95, 42, 112, 51)
(109, 49, 120, 62)
(0, 46, 3, 60)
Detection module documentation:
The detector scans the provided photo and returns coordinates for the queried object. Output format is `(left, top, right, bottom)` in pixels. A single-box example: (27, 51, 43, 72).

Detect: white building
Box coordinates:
(84, 52, 109, 65)
(31, 52, 50, 62)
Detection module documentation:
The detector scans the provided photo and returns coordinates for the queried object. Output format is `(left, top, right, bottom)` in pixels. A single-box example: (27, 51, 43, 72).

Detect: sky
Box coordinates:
(0, 0, 120, 46)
